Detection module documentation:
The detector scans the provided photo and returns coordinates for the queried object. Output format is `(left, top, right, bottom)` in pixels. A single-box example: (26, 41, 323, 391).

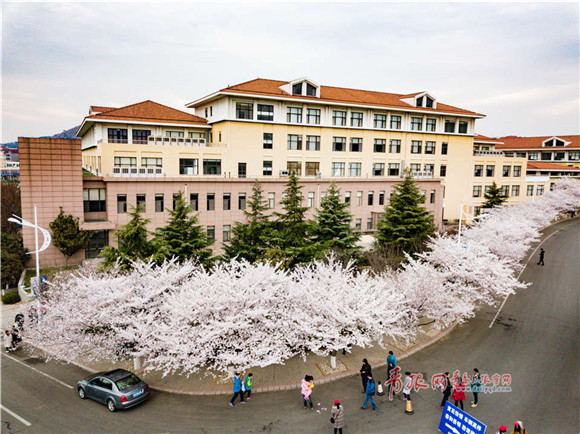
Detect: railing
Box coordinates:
(525, 175, 550, 182)
(410, 171, 434, 178)
(112, 166, 163, 177)
(97, 137, 209, 146)
(473, 150, 504, 156)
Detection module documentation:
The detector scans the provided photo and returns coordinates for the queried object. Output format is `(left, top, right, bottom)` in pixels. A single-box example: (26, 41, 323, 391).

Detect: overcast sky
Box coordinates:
(2, 2, 579, 142)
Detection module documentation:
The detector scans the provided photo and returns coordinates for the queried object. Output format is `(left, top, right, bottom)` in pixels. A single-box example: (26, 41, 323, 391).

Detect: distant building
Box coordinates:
(0, 145, 19, 178)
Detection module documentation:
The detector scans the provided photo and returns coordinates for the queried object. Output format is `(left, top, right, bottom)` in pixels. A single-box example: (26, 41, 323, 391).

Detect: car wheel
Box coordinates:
(78, 388, 86, 399)
(107, 399, 116, 412)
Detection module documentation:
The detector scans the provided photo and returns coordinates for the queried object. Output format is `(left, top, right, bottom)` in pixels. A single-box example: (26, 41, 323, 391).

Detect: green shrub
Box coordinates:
(2, 292, 21, 304)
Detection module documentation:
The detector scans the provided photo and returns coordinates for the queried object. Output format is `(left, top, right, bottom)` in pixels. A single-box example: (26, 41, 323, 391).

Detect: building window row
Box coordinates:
(474, 164, 521, 177)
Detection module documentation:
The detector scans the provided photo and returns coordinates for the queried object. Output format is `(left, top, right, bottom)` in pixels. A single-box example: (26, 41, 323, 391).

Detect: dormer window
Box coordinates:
(292, 83, 303, 95)
(544, 138, 566, 147)
(282, 78, 320, 98)
(415, 94, 436, 108)
(306, 83, 317, 96)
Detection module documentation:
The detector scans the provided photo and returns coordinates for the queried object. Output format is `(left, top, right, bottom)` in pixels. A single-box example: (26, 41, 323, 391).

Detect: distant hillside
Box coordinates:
(2, 126, 80, 149)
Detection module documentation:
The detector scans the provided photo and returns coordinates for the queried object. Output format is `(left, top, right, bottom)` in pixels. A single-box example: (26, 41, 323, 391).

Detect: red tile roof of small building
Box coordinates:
(190, 78, 484, 117)
(85, 100, 207, 125)
(474, 134, 504, 144)
(527, 161, 580, 171)
(496, 135, 580, 150)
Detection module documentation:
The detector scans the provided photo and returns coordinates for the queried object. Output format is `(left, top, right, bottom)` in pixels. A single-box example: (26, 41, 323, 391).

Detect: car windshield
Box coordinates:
(115, 374, 141, 391)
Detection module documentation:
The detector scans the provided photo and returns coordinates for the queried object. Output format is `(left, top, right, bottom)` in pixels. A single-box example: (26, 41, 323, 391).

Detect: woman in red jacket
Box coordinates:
(452, 379, 467, 410)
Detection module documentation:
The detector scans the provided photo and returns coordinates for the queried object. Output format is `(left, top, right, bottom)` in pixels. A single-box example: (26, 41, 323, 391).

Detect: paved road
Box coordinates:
(1, 218, 578, 433)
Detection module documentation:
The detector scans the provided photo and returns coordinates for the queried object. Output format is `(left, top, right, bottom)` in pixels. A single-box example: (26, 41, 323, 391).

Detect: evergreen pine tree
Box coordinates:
(154, 191, 213, 266)
(99, 205, 153, 271)
(375, 174, 435, 254)
(1, 233, 28, 288)
(312, 183, 361, 257)
(49, 207, 91, 265)
(481, 182, 507, 210)
(223, 181, 271, 263)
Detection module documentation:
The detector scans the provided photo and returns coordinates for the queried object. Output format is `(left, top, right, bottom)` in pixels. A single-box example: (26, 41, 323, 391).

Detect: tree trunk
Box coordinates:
(330, 351, 337, 369)
(133, 356, 142, 371)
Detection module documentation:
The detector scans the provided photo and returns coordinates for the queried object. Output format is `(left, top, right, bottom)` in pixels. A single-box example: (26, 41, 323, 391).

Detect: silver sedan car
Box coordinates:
(77, 369, 150, 412)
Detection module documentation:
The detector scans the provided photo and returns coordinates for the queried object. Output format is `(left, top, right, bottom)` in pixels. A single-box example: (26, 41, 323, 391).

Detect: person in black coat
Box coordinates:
(440, 372, 452, 408)
(537, 248, 545, 266)
(359, 359, 372, 393)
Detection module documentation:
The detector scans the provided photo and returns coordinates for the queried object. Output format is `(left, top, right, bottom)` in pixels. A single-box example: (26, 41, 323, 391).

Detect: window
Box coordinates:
(190, 193, 199, 211)
(541, 152, 551, 161)
(503, 165, 511, 177)
(569, 151, 580, 161)
(238, 193, 246, 210)
(355, 218, 362, 230)
(410, 163, 421, 173)
(373, 163, 385, 176)
(189, 132, 206, 140)
(349, 163, 361, 177)
(85, 230, 109, 259)
(132, 129, 151, 144)
(141, 157, 162, 168)
(441, 142, 448, 155)
(374, 114, 387, 128)
(263, 133, 273, 149)
(511, 185, 520, 197)
(424, 164, 434, 173)
(223, 194, 231, 211)
(430, 190, 436, 204)
(173, 193, 180, 210)
(425, 141, 436, 154)
(263, 161, 272, 176)
(474, 206, 482, 217)
(389, 139, 401, 153)
(513, 165, 521, 177)
(136, 194, 146, 212)
(268, 193, 275, 209)
(306, 83, 317, 96)
(440, 164, 447, 177)
(367, 218, 373, 230)
(368, 191, 374, 206)
(527, 185, 534, 196)
(345, 191, 351, 205)
(155, 194, 164, 212)
(207, 226, 215, 241)
(388, 163, 400, 176)
(444, 120, 455, 133)
(287, 134, 303, 150)
(350, 138, 363, 152)
(305, 162, 320, 176)
(287, 107, 302, 123)
(257, 104, 274, 121)
(333, 137, 346, 152)
(203, 159, 221, 175)
(516, 152, 527, 158)
(236, 102, 253, 119)
(166, 131, 184, 139)
(411, 141, 422, 154)
(331, 162, 345, 177)
(390, 115, 402, 129)
(333, 110, 346, 126)
(501, 185, 509, 197)
(292, 83, 302, 95)
(554, 152, 565, 161)
(505, 152, 514, 157)
(473, 186, 482, 197)
(426, 118, 436, 132)
(411, 117, 422, 131)
(114, 157, 136, 167)
(475, 165, 484, 177)
(486, 165, 495, 177)
(306, 135, 320, 151)
(117, 195, 127, 214)
(238, 162, 247, 178)
(379, 191, 385, 205)
(374, 139, 386, 153)
(205, 107, 208, 117)
(83, 188, 107, 212)
(108, 128, 128, 143)
(207, 193, 215, 211)
(307, 108, 320, 124)
(223, 225, 231, 242)
(287, 161, 301, 176)
(351, 112, 363, 127)
(356, 191, 363, 206)
(458, 121, 468, 134)
(179, 158, 198, 175)
(210, 106, 213, 116)
(537, 185, 544, 196)
(484, 186, 492, 195)
(308, 192, 315, 208)
(528, 152, 539, 161)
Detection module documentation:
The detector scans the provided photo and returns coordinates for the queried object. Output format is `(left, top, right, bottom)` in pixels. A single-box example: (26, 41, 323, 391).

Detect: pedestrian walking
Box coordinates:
(402, 372, 412, 401)
(361, 373, 378, 410)
(510, 421, 527, 434)
(471, 368, 481, 408)
(330, 399, 344, 434)
(452, 379, 466, 410)
(360, 358, 372, 393)
(243, 373, 253, 400)
(537, 248, 545, 266)
(386, 351, 397, 394)
(440, 372, 452, 408)
(496, 426, 508, 434)
(3, 330, 13, 352)
(228, 372, 246, 407)
(301, 375, 314, 410)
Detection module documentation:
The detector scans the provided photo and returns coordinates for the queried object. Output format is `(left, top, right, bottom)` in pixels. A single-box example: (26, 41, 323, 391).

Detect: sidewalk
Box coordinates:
(1, 299, 455, 396)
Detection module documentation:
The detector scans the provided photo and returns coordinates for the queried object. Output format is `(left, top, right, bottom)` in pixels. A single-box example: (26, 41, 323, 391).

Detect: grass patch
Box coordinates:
(82, 168, 96, 177)
(24, 265, 79, 288)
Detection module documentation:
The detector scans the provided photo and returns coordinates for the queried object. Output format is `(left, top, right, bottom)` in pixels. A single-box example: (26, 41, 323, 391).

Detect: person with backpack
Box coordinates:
(301, 375, 314, 410)
(361, 373, 378, 410)
(228, 372, 246, 407)
(243, 373, 253, 400)
(330, 399, 344, 434)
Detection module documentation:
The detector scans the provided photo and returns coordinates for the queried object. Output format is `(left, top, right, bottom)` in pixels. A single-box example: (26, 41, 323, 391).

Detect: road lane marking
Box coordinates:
(1, 405, 32, 427)
(489, 228, 562, 328)
(1, 353, 74, 389)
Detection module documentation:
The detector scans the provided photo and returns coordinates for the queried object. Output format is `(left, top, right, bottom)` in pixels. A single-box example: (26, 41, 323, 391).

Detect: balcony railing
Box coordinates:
(473, 150, 504, 156)
(112, 166, 163, 177)
(410, 171, 434, 178)
(97, 136, 209, 146)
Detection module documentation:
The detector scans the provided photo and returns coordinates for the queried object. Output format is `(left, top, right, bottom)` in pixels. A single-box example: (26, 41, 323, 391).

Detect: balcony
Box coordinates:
(473, 150, 504, 156)
(112, 166, 163, 177)
(97, 136, 209, 146)
(410, 171, 434, 178)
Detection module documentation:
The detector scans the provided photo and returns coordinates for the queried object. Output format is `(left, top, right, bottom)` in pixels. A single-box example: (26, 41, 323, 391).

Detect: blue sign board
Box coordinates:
(439, 402, 486, 434)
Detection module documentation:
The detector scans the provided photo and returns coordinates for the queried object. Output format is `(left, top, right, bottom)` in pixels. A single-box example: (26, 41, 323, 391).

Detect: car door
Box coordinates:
(89, 377, 108, 404)
(86, 378, 103, 402)
(99, 378, 115, 404)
